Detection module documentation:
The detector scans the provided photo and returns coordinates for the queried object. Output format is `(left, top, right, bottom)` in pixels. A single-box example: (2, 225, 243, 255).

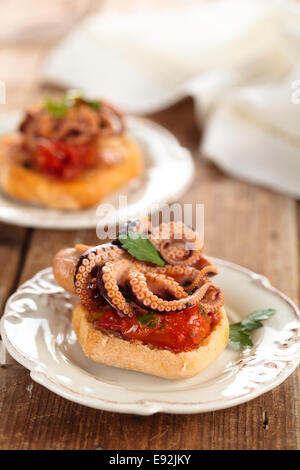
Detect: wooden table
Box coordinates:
(0, 2, 299, 451)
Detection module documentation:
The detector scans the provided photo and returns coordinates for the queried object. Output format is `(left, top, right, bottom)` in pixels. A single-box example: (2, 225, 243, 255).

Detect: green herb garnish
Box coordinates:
(44, 97, 69, 118)
(44, 91, 101, 118)
(199, 304, 207, 317)
(118, 231, 165, 267)
(159, 321, 167, 331)
(137, 313, 158, 328)
(229, 308, 276, 347)
(88, 100, 101, 110)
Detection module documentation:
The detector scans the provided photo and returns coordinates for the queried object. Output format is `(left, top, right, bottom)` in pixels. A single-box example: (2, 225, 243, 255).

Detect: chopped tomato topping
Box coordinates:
(34, 140, 97, 180)
(94, 304, 219, 353)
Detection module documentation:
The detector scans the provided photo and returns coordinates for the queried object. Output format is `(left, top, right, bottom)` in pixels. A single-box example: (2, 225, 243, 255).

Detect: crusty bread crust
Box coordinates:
(0, 134, 143, 210)
(73, 303, 229, 379)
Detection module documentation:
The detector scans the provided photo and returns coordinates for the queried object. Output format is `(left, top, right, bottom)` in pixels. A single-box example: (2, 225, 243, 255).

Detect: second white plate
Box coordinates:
(0, 113, 194, 229)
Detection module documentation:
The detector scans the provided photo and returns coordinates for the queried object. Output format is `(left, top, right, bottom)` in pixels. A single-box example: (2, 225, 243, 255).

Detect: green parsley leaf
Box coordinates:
(65, 91, 101, 110)
(137, 313, 158, 328)
(199, 304, 207, 317)
(44, 98, 69, 118)
(118, 231, 165, 266)
(239, 308, 276, 331)
(229, 326, 253, 346)
(159, 321, 167, 331)
(229, 308, 276, 348)
(87, 100, 101, 110)
(44, 91, 101, 118)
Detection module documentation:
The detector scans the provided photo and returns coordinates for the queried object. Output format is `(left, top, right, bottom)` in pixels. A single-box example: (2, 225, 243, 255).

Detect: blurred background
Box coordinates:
(0, 0, 300, 197)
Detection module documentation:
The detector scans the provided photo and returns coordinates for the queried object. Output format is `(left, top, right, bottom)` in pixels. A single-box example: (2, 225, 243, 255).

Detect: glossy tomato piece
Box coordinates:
(95, 304, 217, 353)
(34, 140, 97, 180)
(94, 308, 122, 331)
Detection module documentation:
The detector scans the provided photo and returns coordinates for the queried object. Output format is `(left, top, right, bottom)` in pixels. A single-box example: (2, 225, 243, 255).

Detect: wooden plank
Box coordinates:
(0, 223, 27, 316)
(0, 371, 298, 450)
(0, 99, 298, 450)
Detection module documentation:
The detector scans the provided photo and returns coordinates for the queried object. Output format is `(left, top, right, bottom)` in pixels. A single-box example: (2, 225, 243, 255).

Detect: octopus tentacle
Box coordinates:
(128, 270, 188, 313)
(128, 269, 215, 313)
(74, 243, 123, 311)
(185, 265, 219, 291)
(71, 219, 224, 317)
(193, 254, 215, 270)
(149, 264, 217, 287)
(149, 265, 201, 292)
(149, 221, 203, 266)
(97, 258, 136, 317)
(143, 272, 188, 300)
(201, 286, 225, 313)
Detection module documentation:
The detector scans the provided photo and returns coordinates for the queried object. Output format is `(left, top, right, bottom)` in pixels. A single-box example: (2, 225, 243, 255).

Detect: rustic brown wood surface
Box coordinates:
(0, 0, 299, 450)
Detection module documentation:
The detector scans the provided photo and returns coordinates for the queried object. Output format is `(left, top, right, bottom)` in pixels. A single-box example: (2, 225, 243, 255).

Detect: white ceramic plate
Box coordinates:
(0, 112, 194, 229)
(1, 258, 300, 415)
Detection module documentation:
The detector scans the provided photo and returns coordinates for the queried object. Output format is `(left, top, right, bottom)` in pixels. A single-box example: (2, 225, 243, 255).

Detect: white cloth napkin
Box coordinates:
(41, 0, 300, 197)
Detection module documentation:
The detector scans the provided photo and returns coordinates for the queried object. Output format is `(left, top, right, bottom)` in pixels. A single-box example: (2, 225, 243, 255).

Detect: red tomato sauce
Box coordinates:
(34, 140, 97, 180)
(94, 304, 219, 353)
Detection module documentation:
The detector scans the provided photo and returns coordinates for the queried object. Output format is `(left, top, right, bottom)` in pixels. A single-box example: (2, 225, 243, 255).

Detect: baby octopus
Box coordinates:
(54, 218, 224, 317)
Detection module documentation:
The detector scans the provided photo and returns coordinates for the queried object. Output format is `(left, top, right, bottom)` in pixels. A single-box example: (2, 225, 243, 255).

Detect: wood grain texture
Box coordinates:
(0, 99, 299, 450)
(0, 223, 27, 315)
(0, 0, 299, 451)
(0, 369, 298, 450)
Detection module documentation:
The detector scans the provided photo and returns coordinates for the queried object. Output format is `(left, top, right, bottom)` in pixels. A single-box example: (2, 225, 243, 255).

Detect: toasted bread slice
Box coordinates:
(0, 134, 143, 210)
(73, 303, 229, 379)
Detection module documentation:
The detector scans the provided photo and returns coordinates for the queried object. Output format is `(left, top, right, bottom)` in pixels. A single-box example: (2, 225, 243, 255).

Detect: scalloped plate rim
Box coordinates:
(1, 257, 300, 415)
